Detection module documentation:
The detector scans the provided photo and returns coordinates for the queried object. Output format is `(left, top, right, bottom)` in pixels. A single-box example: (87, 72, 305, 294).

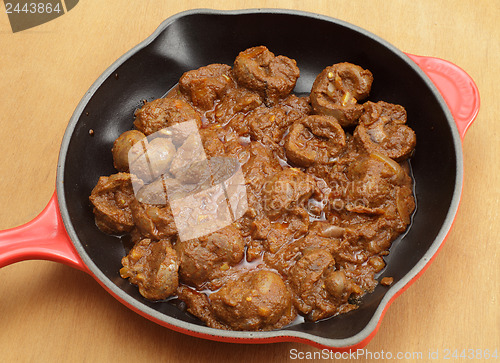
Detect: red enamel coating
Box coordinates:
(0, 192, 85, 271)
(0, 54, 480, 350)
(406, 53, 480, 140)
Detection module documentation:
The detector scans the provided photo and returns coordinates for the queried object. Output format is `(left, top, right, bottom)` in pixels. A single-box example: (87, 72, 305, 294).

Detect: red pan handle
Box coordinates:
(0, 191, 86, 271)
(406, 53, 480, 140)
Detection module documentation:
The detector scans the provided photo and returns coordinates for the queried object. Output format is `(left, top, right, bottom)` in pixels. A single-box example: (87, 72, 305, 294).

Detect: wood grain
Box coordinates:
(0, 1, 498, 362)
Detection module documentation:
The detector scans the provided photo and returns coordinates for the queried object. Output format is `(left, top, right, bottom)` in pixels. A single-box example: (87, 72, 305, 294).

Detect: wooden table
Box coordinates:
(1, 1, 498, 362)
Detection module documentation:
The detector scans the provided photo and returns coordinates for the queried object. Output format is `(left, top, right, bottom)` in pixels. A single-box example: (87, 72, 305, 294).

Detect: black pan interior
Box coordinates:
(58, 10, 460, 342)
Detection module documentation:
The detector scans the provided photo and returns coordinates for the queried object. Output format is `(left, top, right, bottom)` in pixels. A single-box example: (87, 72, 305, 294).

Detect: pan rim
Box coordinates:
(56, 8, 463, 348)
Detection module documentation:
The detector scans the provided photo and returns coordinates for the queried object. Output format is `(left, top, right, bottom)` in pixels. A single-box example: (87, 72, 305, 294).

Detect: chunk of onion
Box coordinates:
(370, 152, 405, 181)
(319, 224, 345, 238)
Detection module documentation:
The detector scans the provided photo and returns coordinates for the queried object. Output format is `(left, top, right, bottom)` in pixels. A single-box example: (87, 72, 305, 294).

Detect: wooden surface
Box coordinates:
(0, 1, 498, 362)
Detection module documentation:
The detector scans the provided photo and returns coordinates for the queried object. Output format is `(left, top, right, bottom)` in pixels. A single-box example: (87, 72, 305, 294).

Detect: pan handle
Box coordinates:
(407, 53, 480, 140)
(0, 191, 87, 271)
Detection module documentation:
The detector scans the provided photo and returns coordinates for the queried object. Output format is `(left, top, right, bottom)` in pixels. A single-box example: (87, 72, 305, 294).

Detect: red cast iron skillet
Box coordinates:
(0, 9, 479, 350)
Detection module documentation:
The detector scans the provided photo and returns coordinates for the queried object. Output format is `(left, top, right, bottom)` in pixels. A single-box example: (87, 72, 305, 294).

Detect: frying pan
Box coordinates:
(0, 9, 479, 350)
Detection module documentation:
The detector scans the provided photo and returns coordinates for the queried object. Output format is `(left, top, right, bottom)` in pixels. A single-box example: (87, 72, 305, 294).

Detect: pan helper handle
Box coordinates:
(407, 53, 480, 140)
(0, 192, 86, 271)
